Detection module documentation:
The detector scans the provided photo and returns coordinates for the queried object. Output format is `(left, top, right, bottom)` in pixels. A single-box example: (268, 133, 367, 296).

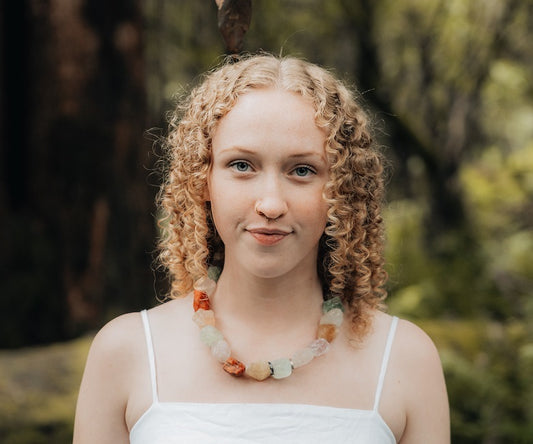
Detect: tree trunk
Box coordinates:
(0, 0, 155, 347)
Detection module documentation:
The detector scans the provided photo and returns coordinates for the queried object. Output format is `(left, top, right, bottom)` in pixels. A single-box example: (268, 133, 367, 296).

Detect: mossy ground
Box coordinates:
(0, 335, 92, 444)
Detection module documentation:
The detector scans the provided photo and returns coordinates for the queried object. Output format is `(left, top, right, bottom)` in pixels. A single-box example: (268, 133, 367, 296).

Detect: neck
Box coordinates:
(191, 265, 345, 381)
(211, 264, 324, 334)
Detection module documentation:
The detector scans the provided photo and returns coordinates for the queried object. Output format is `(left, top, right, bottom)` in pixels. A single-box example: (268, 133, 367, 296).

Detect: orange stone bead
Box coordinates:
(317, 323, 338, 342)
(193, 290, 211, 312)
(223, 357, 246, 376)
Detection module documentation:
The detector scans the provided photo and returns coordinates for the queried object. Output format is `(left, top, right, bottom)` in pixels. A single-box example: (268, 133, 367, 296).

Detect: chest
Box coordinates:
(126, 309, 406, 441)
(127, 335, 404, 441)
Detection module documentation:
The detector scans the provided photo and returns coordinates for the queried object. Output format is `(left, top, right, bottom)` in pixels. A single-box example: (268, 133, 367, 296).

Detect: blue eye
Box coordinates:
(293, 166, 314, 177)
(230, 161, 250, 172)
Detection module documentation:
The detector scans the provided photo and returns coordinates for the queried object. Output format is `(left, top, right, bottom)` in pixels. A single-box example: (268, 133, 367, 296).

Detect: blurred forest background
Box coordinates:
(1, 0, 532, 442)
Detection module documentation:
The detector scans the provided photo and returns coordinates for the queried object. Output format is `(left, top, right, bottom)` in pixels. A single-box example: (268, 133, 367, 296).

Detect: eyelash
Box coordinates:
(292, 165, 316, 177)
(228, 160, 252, 172)
(227, 161, 317, 177)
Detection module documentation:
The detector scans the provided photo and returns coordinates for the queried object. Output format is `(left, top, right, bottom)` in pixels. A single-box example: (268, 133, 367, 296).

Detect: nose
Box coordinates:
(254, 176, 288, 221)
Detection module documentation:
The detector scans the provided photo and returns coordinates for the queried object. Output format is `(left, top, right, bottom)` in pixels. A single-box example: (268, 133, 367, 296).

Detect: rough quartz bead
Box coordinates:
(320, 308, 344, 327)
(309, 338, 330, 357)
(211, 339, 231, 363)
(192, 309, 216, 328)
(199, 325, 223, 347)
(322, 296, 344, 313)
(317, 324, 338, 342)
(291, 347, 314, 368)
(270, 358, 293, 379)
(245, 361, 272, 381)
(194, 276, 217, 296)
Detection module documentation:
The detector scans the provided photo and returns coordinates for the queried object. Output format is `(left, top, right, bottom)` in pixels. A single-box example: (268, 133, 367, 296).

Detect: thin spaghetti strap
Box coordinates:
(140, 310, 159, 403)
(373, 316, 399, 412)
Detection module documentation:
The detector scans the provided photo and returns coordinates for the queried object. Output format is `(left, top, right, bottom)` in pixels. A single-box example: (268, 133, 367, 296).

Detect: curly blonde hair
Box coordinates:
(158, 54, 387, 334)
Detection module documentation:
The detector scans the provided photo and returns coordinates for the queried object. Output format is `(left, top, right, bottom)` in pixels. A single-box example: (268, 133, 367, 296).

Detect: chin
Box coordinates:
(242, 259, 304, 281)
(247, 267, 289, 280)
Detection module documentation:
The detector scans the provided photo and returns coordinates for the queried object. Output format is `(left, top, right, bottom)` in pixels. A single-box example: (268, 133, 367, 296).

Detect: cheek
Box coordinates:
(297, 193, 329, 228)
(208, 187, 247, 236)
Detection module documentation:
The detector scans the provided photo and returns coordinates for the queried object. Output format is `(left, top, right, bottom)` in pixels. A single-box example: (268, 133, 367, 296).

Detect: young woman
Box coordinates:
(74, 54, 450, 443)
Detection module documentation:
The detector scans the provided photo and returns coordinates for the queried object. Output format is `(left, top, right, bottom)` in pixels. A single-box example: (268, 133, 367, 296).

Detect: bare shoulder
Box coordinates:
(394, 318, 442, 364)
(364, 312, 444, 380)
(387, 316, 450, 443)
(88, 312, 145, 368)
(79, 311, 146, 396)
(95, 311, 143, 344)
(389, 316, 446, 396)
(73, 312, 145, 444)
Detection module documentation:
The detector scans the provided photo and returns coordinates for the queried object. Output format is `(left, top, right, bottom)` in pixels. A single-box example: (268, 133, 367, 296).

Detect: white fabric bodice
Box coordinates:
(129, 311, 398, 444)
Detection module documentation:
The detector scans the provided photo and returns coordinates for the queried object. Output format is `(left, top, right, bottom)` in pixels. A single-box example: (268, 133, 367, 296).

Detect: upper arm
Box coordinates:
(73, 313, 141, 444)
(396, 320, 450, 443)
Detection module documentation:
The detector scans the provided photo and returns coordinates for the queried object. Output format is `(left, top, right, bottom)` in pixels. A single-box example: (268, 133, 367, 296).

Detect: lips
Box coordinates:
(246, 227, 292, 246)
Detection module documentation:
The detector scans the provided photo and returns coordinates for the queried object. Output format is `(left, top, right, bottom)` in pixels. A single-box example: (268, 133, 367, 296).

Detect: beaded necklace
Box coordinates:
(192, 267, 345, 381)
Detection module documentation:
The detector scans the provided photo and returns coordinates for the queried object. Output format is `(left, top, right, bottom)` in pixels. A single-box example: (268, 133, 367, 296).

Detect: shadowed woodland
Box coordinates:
(1, 0, 532, 442)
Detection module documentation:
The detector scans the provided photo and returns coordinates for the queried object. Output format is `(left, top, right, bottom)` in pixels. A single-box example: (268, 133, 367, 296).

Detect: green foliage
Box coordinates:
(460, 143, 533, 318)
(385, 200, 491, 318)
(482, 60, 533, 150)
(422, 320, 533, 443)
(386, 141, 533, 441)
(384, 200, 440, 317)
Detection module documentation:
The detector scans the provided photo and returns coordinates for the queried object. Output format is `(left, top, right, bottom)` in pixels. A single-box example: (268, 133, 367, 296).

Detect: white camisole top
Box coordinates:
(130, 311, 399, 443)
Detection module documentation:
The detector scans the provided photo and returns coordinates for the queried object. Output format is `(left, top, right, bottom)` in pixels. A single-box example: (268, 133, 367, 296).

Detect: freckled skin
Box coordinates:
(208, 88, 329, 280)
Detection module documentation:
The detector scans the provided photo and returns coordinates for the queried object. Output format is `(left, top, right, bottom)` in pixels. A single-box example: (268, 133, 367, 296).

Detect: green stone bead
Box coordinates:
(207, 266, 221, 282)
(270, 358, 293, 379)
(199, 325, 223, 347)
(322, 296, 344, 313)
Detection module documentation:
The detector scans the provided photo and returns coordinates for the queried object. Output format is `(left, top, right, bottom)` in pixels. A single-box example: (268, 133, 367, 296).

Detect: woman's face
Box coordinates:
(207, 88, 329, 280)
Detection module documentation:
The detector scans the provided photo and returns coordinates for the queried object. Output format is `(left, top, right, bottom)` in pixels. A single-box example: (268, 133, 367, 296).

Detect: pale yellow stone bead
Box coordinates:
(192, 309, 216, 328)
(245, 361, 272, 381)
(319, 308, 344, 327)
(193, 276, 217, 296)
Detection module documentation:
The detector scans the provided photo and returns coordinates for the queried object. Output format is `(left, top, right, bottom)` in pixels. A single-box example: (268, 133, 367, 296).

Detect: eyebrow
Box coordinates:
(217, 146, 256, 155)
(218, 146, 327, 162)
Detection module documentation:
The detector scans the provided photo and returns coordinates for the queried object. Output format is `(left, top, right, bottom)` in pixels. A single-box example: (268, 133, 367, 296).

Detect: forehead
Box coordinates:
(212, 88, 325, 154)
(228, 87, 316, 116)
